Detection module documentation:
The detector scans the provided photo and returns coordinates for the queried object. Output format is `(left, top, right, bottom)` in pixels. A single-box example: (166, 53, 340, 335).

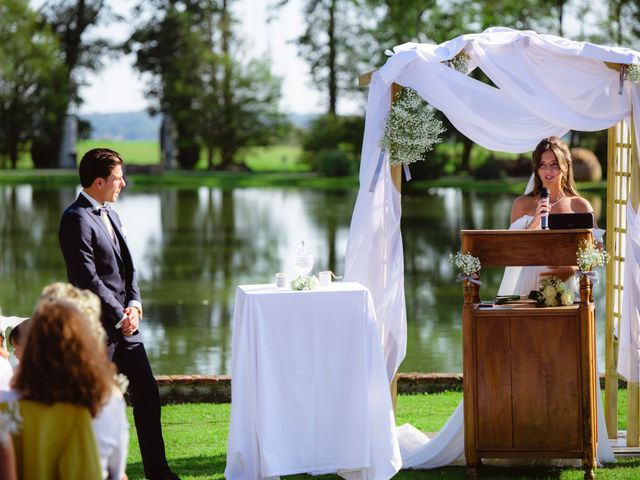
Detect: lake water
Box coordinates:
(0, 184, 607, 374)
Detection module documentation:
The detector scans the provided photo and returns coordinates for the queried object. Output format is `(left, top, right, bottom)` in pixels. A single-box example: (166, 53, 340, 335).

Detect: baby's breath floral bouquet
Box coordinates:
(449, 252, 482, 288)
(379, 88, 445, 166)
(0, 401, 22, 445)
(626, 64, 640, 83)
(291, 275, 319, 291)
(529, 276, 575, 307)
(448, 50, 470, 74)
(576, 239, 610, 283)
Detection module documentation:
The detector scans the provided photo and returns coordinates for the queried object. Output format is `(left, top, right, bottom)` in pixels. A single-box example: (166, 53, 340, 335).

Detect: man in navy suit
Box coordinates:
(59, 148, 179, 480)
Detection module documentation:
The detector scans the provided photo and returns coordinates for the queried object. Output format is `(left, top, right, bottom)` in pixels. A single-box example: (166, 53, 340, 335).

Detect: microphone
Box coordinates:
(540, 187, 549, 230)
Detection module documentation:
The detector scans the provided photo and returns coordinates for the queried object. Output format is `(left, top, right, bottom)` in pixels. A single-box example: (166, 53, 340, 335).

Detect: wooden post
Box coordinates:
(580, 276, 597, 480)
(605, 125, 619, 439)
(388, 82, 403, 415)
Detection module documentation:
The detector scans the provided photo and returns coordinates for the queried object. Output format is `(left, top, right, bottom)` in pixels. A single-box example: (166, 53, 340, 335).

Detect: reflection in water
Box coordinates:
(0, 185, 607, 374)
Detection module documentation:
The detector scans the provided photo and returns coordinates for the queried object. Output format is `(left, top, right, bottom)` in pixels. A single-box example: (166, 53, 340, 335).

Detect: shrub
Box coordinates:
(313, 148, 355, 176)
(301, 114, 364, 176)
(472, 158, 506, 180)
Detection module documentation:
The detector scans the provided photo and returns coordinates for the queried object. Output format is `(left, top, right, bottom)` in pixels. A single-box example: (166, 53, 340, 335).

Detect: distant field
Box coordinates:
(14, 140, 305, 172)
(78, 140, 161, 165)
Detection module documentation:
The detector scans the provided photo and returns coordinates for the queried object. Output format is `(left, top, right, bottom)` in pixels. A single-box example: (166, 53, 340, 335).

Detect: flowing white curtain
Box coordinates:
(344, 27, 640, 382)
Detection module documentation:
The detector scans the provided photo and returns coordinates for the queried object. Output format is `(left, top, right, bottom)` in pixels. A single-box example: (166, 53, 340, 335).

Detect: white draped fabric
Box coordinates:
(344, 27, 640, 387)
(618, 204, 640, 381)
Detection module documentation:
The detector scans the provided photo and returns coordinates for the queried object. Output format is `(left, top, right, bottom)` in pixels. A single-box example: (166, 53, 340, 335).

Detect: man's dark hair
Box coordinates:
(78, 148, 124, 188)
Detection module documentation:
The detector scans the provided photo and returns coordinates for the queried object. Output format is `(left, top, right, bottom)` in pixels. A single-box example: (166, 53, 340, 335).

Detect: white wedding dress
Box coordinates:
(397, 215, 614, 470)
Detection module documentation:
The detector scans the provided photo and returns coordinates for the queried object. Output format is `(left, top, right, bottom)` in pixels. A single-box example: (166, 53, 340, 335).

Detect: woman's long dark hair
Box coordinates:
(12, 299, 115, 417)
(529, 136, 579, 197)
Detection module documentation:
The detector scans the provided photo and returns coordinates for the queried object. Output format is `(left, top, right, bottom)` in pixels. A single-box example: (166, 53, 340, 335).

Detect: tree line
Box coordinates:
(1, 0, 639, 171)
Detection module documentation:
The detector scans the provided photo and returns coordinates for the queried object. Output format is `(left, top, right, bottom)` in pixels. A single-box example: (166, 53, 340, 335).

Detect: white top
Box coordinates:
(225, 282, 401, 480)
(92, 390, 129, 480)
(0, 357, 13, 392)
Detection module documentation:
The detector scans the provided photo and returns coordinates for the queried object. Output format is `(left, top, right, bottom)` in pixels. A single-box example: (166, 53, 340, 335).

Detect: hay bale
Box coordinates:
(570, 147, 602, 182)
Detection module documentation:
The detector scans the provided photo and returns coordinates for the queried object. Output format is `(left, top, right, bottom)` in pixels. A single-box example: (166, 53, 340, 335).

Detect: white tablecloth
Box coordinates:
(225, 282, 401, 480)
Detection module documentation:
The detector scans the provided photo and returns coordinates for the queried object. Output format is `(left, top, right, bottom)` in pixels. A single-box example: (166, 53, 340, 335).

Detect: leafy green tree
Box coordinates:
(129, 0, 286, 169)
(30, 0, 113, 167)
(127, 0, 207, 168)
(0, 0, 67, 169)
(281, 0, 367, 115)
(199, 0, 286, 170)
(601, 0, 640, 47)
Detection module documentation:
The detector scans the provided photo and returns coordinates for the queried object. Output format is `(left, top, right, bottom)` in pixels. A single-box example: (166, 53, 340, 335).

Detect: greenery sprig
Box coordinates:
(379, 88, 445, 167)
(529, 276, 574, 307)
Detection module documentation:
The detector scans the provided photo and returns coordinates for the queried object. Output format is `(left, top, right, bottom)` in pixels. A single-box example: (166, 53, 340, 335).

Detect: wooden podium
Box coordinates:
(460, 230, 597, 480)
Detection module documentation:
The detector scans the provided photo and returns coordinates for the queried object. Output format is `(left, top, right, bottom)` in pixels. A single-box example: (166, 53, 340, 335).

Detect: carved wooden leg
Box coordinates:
(466, 463, 480, 480)
(583, 465, 595, 480)
(582, 458, 596, 480)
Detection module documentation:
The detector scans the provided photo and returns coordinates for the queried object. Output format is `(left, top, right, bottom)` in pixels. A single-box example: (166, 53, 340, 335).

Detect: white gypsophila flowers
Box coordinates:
(290, 275, 319, 291)
(449, 50, 470, 74)
(0, 401, 22, 444)
(449, 252, 481, 277)
(577, 239, 610, 272)
(627, 64, 640, 83)
(379, 88, 446, 166)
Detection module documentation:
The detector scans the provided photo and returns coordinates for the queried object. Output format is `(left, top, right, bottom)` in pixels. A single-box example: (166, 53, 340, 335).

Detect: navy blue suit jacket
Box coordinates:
(59, 194, 141, 343)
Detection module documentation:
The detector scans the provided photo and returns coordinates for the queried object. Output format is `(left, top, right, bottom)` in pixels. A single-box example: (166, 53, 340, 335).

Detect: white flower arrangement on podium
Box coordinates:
(576, 238, 610, 283)
(529, 276, 574, 307)
(449, 252, 482, 287)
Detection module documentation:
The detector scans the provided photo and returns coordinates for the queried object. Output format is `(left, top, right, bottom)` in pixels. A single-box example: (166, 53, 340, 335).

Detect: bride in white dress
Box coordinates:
(398, 137, 614, 469)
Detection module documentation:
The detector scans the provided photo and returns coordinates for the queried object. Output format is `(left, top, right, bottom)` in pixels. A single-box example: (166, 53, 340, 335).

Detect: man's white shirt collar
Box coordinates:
(81, 190, 109, 212)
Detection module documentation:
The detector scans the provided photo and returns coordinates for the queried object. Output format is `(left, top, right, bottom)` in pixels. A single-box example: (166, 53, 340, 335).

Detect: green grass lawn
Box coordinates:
(123, 391, 638, 480)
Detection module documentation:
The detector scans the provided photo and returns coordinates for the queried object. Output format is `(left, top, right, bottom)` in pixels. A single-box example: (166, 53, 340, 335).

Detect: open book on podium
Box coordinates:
(459, 229, 597, 480)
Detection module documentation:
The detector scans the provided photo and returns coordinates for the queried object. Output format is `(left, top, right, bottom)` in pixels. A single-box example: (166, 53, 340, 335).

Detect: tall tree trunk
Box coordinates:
(328, 0, 337, 115)
(222, 0, 233, 166)
(461, 137, 473, 173)
(556, 1, 564, 37)
(207, 146, 215, 170)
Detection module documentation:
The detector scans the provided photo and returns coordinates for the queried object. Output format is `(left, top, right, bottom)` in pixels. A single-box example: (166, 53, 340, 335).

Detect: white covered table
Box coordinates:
(225, 282, 401, 480)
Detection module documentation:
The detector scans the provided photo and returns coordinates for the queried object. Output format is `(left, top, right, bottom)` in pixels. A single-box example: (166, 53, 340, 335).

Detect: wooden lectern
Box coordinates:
(460, 229, 597, 480)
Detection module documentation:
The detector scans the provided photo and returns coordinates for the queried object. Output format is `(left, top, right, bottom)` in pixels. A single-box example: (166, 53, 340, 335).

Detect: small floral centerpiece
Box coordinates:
(576, 238, 610, 283)
(449, 252, 482, 288)
(379, 88, 446, 167)
(290, 275, 319, 291)
(0, 400, 22, 445)
(529, 276, 575, 307)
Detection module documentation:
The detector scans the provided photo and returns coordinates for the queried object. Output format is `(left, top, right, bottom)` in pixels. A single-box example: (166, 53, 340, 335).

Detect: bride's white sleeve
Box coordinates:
(497, 216, 532, 296)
